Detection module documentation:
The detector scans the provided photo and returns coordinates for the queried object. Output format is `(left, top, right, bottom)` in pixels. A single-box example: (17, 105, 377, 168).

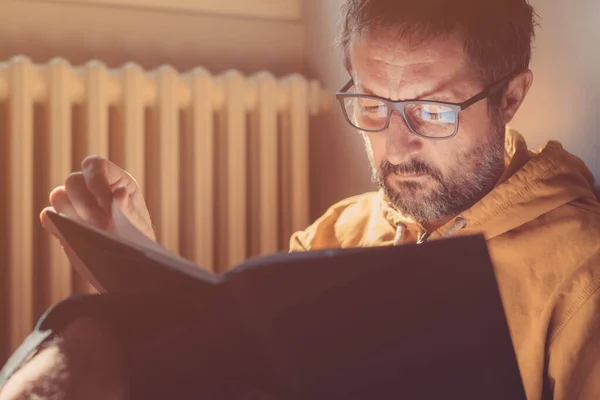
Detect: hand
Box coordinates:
(40, 156, 156, 282)
(40, 156, 155, 290)
(41, 155, 155, 239)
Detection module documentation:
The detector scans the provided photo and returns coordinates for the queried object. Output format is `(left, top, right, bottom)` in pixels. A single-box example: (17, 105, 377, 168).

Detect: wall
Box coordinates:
(305, 0, 374, 220)
(0, 0, 306, 76)
(305, 0, 600, 219)
(510, 0, 600, 179)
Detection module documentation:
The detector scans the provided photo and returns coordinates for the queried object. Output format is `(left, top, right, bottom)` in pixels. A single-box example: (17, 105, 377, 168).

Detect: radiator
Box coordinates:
(0, 55, 327, 356)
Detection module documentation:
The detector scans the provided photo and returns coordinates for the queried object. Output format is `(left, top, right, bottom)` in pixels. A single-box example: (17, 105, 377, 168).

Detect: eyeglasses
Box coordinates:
(335, 76, 510, 140)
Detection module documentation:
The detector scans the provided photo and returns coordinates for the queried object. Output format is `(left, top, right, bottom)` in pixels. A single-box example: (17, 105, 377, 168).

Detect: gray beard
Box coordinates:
(370, 126, 506, 225)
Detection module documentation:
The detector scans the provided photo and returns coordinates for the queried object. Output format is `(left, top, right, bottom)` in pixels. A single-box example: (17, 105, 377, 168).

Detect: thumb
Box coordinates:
(110, 184, 156, 241)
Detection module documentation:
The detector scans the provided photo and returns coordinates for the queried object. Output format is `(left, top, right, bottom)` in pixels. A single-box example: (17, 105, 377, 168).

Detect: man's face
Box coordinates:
(349, 30, 506, 225)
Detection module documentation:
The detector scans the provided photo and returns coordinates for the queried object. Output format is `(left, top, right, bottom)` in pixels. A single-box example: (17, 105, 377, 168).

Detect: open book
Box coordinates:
(46, 202, 526, 400)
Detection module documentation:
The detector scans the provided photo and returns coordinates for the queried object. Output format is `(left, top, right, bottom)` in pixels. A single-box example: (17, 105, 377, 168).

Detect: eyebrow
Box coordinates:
(358, 83, 457, 103)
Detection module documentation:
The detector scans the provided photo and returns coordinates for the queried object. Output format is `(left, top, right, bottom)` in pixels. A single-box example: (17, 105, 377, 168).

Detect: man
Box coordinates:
(2, 0, 600, 399)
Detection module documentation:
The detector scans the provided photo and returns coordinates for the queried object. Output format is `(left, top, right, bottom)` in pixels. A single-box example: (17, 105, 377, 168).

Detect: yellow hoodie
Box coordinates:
(289, 128, 600, 400)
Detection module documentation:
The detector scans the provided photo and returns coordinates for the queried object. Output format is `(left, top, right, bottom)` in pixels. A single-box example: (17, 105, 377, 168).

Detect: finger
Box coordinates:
(64, 172, 107, 228)
(39, 206, 105, 292)
(80, 156, 113, 214)
(81, 156, 137, 214)
(48, 186, 79, 221)
(40, 206, 68, 243)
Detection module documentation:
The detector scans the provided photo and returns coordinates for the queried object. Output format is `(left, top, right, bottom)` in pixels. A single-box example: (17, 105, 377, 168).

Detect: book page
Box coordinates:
(108, 200, 221, 283)
(109, 200, 199, 266)
(110, 200, 161, 250)
(47, 201, 222, 294)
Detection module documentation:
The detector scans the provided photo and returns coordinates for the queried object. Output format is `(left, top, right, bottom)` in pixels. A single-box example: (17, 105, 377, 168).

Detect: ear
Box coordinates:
(500, 69, 533, 125)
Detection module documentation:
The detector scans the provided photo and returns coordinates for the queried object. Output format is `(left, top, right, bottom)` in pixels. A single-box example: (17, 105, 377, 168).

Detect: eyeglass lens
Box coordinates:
(342, 96, 457, 138)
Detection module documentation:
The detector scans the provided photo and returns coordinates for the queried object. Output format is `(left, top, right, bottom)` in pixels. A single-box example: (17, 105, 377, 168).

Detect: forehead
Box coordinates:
(348, 29, 478, 100)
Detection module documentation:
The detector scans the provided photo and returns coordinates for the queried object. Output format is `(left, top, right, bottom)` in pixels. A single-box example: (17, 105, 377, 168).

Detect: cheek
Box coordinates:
(427, 128, 481, 171)
(453, 108, 495, 149)
(429, 110, 495, 171)
(363, 132, 387, 166)
(458, 103, 497, 143)
(427, 140, 462, 171)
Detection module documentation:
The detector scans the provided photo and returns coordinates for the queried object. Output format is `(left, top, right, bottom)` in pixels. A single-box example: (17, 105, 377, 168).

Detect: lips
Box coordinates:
(378, 160, 442, 185)
(394, 172, 426, 179)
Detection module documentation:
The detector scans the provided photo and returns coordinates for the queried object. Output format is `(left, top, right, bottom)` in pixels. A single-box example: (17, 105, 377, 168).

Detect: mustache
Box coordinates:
(379, 160, 442, 181)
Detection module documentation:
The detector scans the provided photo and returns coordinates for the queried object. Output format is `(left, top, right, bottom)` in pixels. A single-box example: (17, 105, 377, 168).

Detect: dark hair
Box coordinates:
(340, 0, 538, 93)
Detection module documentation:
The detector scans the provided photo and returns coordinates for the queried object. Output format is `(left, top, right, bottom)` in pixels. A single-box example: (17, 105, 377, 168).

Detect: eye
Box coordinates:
(364, 104, 385, 114)
(419, 105, 455, 123)
(357, 98, 386, 115)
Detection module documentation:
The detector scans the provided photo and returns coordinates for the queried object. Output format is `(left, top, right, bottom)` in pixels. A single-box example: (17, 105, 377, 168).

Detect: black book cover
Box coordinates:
(47, 209, 526, 400)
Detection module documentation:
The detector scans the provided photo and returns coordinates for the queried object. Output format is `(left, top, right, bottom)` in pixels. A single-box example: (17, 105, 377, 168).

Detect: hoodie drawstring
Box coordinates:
(393, 217, 467, 246)
(416, 232, 431, 244)
(393, 223, 405, 246)
(440, 217, 468, 239)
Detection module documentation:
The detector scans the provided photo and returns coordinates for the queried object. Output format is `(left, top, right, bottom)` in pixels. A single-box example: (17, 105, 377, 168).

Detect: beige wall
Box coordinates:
(0, 0, 306, 76)
(305, 0, 374, 220)
(510, 0, 600, 180)
(305, 0, 600, 219)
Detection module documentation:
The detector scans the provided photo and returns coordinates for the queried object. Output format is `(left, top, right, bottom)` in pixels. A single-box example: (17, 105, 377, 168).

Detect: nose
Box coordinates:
(385, 111, 423, 165)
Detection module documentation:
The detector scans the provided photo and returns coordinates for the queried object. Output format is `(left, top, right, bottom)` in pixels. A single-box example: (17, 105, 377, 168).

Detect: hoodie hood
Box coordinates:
(382, 127, 598, 242)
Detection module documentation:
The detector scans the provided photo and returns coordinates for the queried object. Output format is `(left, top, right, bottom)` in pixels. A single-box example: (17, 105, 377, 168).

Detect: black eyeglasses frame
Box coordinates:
(335, 75, 511, 140)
